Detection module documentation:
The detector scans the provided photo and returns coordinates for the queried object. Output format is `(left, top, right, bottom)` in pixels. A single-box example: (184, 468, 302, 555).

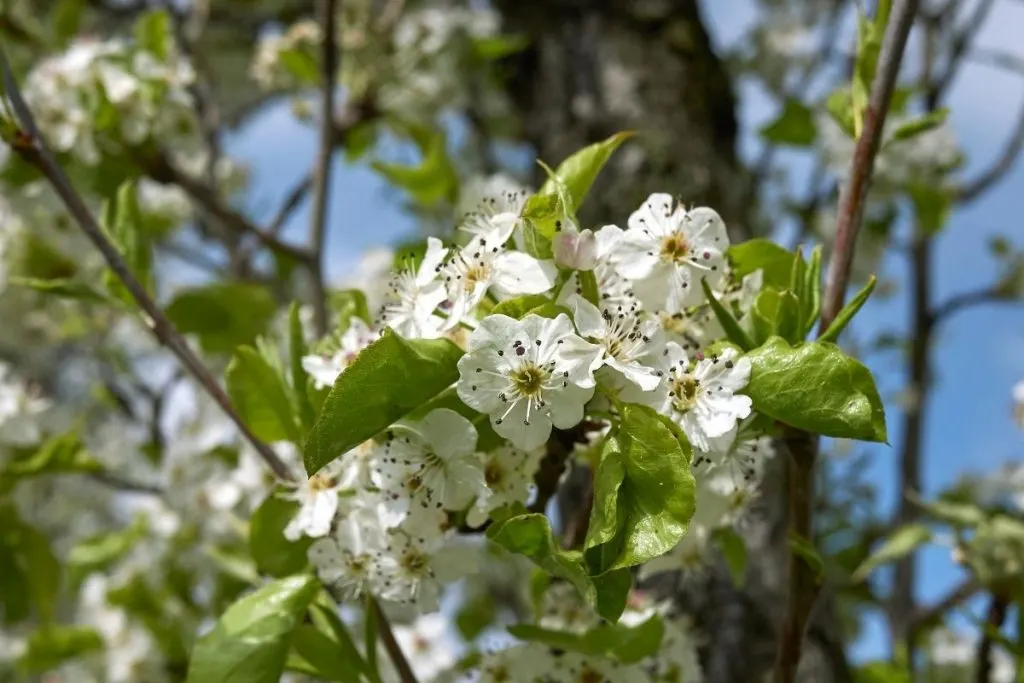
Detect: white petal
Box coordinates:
(685, 206, 729, 249)
(548, 384, 594, 429)
(594, 224, 625, 258)
(627, 193, 678, 238)
(416, 408, 478, 458)
(302, 355, 341, 390)
(492, 402, 552, 450)
(456, 352, 507, 414)
(553, 229, 598, 271)
(566, 293, 606, 340)
(416, 237, 447, 287)
(555, 335, 603, 389)
(613, 230, 661, 280)
(468, 314, 522, 352)
(606, 357, 662, 392)
(492, 252, 557, 296)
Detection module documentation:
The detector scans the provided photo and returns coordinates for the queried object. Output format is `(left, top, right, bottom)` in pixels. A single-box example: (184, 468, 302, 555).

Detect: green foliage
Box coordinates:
(249, 492, 313, 578)
(19, 625, 103, 674)
(287, 601, 367, 682)
(226, 345, 301, 445)
(331, 289, 373, 332)
(750, 288, 801, 345)
(759, 99, 816, 146)
(727, 239, 796, 288)
(908, 182, 951, 235)
(67, 517, 147, 587)
(713, 528, 749, 587)
(279, 49, 320, 86)
(486, 512, 631, 622)
(303, 329, 463, 475)
(7, 275, 109, 302)
(852, 524, 932, 583)
(0, 504, 61, 625)
(165, 283, 278, 355)
(186, 574, 319, 683)
(700, 278, 754, 351)
(508, 613, 664, 664)
(583, 404, 696, 574)
(1, 431, 101, 487)
(372, 125, 458, 206)
(455, 594, 497, 641)
(289, 303, 317, 432)
(490, 294, 553, 319)
(889, 108, 950, 142)
(102, 181, 154, 306)
(819, 276, 876, 343)
(788, 532, 825, 583)
(49, 0, 84, 47)
(537, 131, 635, 211)
(745, 337, 887, 442)
(13, 234, 78, 282)
(133, 9, 171, 60)
(471, 34, 530, 61)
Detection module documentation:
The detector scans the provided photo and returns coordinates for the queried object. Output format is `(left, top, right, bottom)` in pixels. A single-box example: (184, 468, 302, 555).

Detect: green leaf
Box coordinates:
(455, 594, 497, 641)
(852, 524, 932, 582)
(750, 288, 802, 345)
(713, 528, 748, 587)
(819, 276, 876, 343)
(592, 569, 632, 623)
(727, 239, 796, 288)
(3, 431, 102, 481)
(250, 492, 313, 578)
(102, 182, 154, 306)
(303, 329, 462, 475)
(745, 337, 887, 442)
(889, 108, 948, 142)
(278, 48, 320, 86)
(227, 346, 301, 445)
(907, 181, 951, 235)
(133, 9, 171, 60)
(330, 289, 372, 332)
(289, 303, 317, 432)
(288, 623, 363, 682)
(165, 283, 278, 355)
(788, 532, 825, 583)
(520, 193, 563, 242)
(19, 626, 103, 674)
(0, 504, 61, 625)
(803, 246, 822, 335)
(826, 89, 856, 138)
(185, 574, 319, 683)
(50, 0, 84, 47)
(759, 99, 816, 146)
(915, 496, 985, 528)
(491, 294, 552, 319)
(583, 403, 696, 574)
(852, 10, 882, 137)
(471, 34, 530, 61)
(13, 234, 77, 282)
(538, 132, 635, 211)
(372, 128, 458, 206)
(67, 517, 147, 587)
(700, 278, 755, 351)
(508, 613, 663, 663)
(8, 276, 109, 302)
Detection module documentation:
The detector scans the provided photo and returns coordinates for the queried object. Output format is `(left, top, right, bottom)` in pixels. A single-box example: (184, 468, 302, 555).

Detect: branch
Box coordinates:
(930, 0, 995, 103)
(308, 0, 340, 338)
(953, 90, 1024, 204)
(89, 471, 166, 497)
(269, 173, 314, 237)
(932, 286, 1014, 323)
(819, 0, 919, 332)
(905, 577, 979, 636)
(974, 594, 1010, 683)
(371, 598, 419, 683)
(0, 53, 294, 482)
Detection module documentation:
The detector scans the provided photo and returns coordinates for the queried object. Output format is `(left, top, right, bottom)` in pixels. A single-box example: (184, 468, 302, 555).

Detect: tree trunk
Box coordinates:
(494, 3, 846, 681)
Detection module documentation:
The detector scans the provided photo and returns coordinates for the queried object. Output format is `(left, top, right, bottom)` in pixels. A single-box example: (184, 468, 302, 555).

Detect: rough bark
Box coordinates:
(494, 2, 843, 681)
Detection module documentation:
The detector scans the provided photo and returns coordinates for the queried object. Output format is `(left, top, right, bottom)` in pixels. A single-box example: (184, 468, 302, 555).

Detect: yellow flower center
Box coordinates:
(660, 233, 691, 264)
(510, 363, 547, 396)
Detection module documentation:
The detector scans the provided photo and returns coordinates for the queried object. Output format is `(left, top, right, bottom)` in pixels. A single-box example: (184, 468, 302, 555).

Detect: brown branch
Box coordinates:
(932, 286, 1015, 322)
(269, 173, 314, 237)
(819, 0, 919, 332)
(371, 598, 419, 683)
(905, 577, 979, 636)
(89, 471, 166, 497)
(953, 90, 1024, 203)
(308, 0, 340, 338)
(974, 595, 1010, 683)
(930, 0, 995, 103)
(0, 53, 294, 482)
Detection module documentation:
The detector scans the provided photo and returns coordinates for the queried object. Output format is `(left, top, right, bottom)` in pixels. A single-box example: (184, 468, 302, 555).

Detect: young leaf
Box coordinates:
(330, 290, 372, 332)
(287, 624, 363, 682)
(538, 132, 635, 210)
(8, 276, 108, 303)
(371, 129, 458, 206)
(2, 431, 102, 480)
(289, 303, 317, 432)
(889, 108, 949, 142)
(133, 9, 171, 60)
(165, 283, 277, 355)
(102, 182, 154, 305)
(750, 288, 801, 345)
(303, 330, 462, 475)
(185, 574, 319, 683)
(249, 492, 313, 578)
(745, 337, 887, 442)
(727, 239, 796, 288)
(713, 528, 749, 587)
(826, 89, 856, 138)
(852, 524, 932, 583)
(788, 532, 825, 583)
(803, 246, 822, 335)
(583, 403, 696, 574)
(0, 504, 61, 625)
(759, 99, 816, 146)
(227, 347, 301, 445)
(508, 614, 663, 663)
(19, 625, 103, 674)
(491, 294, 552, 319)
(819, 275, 876, 343)
(701, 278, 754, 351)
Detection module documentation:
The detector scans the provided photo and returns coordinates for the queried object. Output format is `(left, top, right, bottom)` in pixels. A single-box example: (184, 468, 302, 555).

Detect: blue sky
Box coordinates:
(223, 0, 1024, 659)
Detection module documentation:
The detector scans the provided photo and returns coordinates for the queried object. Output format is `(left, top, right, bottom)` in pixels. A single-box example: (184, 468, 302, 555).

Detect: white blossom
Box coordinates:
(282, 459, 349, 541)
(377, 237, 449, 339)
(457, 314, 601, 450)
(467, 444, 545, 527)
(301, 318, 377, 389)
(567, 293, 663, 391)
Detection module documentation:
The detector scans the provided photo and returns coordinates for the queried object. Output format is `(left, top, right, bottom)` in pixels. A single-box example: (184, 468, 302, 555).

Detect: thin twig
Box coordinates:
(932, 286, 1012, 322)
(308, 0, 340, 338)
(269, 173, 314, 236)
(89, 471, 166, 496)
(974, 595, 1009, 683)
(371, 598, 419, 683)
(930, 0, 995, 102)
(905, 577, 979, 636)
(953, 91, 1024, 203)
(0, 53, 294, 482)
(819, 0, 919, 332)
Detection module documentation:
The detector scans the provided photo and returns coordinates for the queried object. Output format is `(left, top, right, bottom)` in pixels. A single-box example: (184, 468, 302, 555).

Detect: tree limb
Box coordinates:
(953, 90, 1024, 203)
(0, 52, 295, 482)
(371, 598, 419, 683)
(905, 577, 979, 637)
(974, 594, 1009, 683)
(932, 286, 1014, 322)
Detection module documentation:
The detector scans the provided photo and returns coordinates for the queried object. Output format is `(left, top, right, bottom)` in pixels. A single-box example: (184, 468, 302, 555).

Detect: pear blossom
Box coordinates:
(467, 444, 545, 527)
(694, 430, 775, 490)
(459, 187, 530, 240)
(609, 193, 729, 313)
(371, 408, 485, 515)
(301, 317, 377, 389)
(308, 502, 387, 598)
(441, 230, 557, 330)
(282, 459, 349, 540)
(553, 226, 598, 271)
(391, 613, 458, 681)
(557, 224, 636, 316)
(377, 237, 449, 339)
(654, 343, 752, 452)
(457, 314, 602, 450)
(566, 293, 663, 391)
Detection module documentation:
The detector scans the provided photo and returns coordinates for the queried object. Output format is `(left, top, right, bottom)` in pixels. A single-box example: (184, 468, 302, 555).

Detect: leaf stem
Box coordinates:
(371, 598, 420, 683)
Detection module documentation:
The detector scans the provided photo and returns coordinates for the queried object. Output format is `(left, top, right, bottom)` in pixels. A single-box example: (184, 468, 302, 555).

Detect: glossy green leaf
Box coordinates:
(250, 492, 313, 578)
(750, 288, 801, 345)
(227, 346, 301, 445)
(889, 108, 949, 142)
(727, 239, 796, 288)
(852, 524, 932, 582)
(745, 337, 887, 442)
(491, 294, 552, 319)
(165, 283, 277, 355)
(583, 403, 696, 574)
(186, 574, 319, 683)
(759, 99, 816, 146)
(819, 276, 876, 343)
(304, 329, 462, 475)
(508, 613, 663, 663)
(287, 623, 362, 682)
(538, 131, 635, 211)
(19, 626, 103, 674)
(2, 431, 101, 482)
(701, 278, 754, 351)
(8, 276, 108, 302)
